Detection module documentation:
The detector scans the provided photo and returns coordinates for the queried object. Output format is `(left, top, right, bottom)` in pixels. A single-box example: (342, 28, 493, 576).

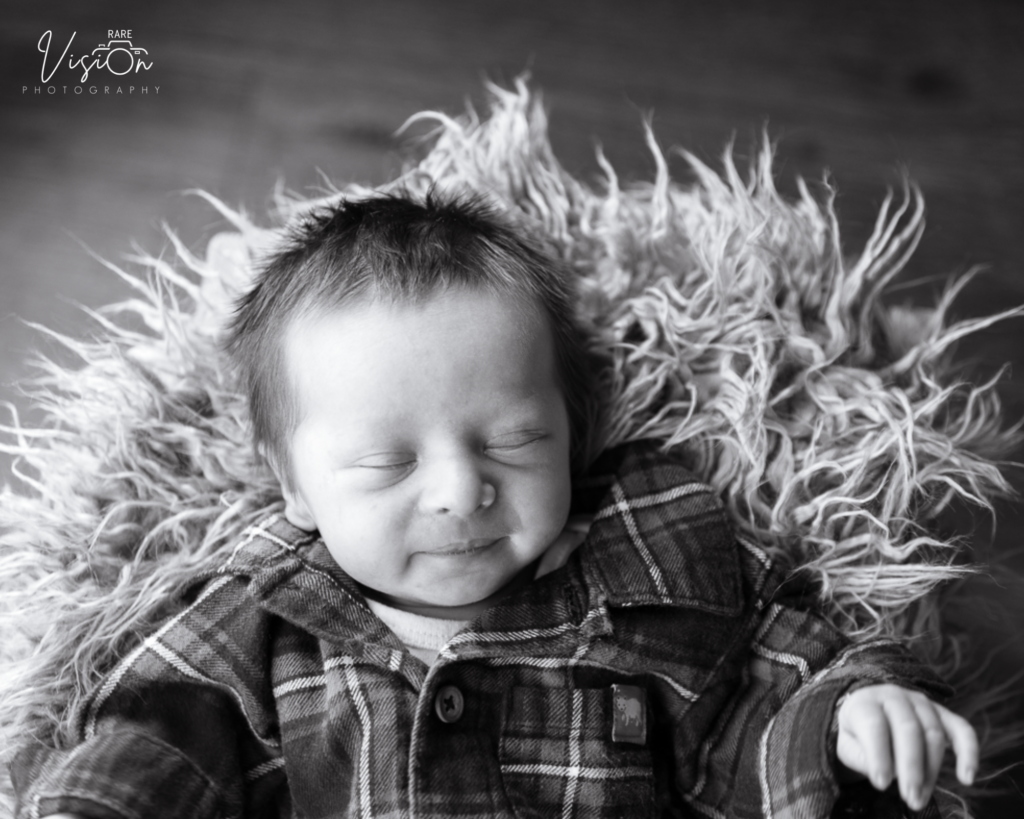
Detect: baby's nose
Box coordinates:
(422, 457, 496, 517)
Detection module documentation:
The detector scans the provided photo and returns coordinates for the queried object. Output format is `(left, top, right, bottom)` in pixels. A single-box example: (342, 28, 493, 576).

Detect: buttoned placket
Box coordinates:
(401, 567, 618, 819)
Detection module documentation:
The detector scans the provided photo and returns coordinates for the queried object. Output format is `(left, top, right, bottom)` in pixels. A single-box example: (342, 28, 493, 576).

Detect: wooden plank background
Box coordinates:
(2, 0, 1022, 811)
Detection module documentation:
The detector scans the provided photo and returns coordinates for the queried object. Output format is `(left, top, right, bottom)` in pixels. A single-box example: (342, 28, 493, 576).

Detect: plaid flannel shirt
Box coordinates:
(13, 442, 949, 819)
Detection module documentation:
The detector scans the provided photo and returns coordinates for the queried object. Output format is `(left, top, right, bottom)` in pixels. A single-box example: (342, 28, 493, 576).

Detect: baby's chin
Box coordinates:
(368, 561, 538, 620)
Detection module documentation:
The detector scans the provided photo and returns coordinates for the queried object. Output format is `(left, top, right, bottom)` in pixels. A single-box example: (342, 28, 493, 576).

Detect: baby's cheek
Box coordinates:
(523, 477, 572, 545)
(320, 513, 382, 568)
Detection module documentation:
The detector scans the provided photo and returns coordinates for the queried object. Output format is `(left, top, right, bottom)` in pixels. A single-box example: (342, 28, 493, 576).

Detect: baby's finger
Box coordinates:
(883, 695, 927, 810)
(912, 699, 947, 806)
(843, 701, 894, 788)
(936, 705, 979, 786)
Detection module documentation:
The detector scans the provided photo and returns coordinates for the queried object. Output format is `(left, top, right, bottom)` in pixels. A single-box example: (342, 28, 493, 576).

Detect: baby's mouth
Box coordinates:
(425, 537, 504, 556)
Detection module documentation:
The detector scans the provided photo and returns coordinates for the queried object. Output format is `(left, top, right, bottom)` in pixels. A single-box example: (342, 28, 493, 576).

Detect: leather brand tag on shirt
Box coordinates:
(611, 684, 646, 745)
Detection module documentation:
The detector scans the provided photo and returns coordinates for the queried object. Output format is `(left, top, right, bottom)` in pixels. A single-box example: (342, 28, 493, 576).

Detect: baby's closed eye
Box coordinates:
(352, 453, 417, 471)
(485, 431, 556, 464)
(486, 430, 548, 451)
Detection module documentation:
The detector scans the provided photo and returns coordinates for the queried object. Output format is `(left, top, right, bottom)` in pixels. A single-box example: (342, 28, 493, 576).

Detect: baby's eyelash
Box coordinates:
(486, 433, 546, 450)
(354, 456, 416, 471)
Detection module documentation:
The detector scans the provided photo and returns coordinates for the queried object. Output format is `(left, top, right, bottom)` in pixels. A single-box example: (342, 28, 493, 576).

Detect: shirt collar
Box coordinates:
(574, 441, 744, 617)
(215, 515, 408, 658)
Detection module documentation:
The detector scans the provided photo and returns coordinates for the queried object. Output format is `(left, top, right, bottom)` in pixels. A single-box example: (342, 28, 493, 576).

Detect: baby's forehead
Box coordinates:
(298, 284, 555, 342)
(284, 286, 559, 379)
(279, 286, 569, 444)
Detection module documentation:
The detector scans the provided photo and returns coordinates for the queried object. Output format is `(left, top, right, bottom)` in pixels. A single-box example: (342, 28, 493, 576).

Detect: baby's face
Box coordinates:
(278, 286, 572, 613)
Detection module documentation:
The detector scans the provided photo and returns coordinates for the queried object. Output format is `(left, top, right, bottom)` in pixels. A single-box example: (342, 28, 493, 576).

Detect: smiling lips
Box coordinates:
(426, 537, 504, 556)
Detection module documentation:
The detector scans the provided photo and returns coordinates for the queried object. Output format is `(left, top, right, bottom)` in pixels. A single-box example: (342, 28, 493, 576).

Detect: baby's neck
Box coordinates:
(358, 559, 539, 621)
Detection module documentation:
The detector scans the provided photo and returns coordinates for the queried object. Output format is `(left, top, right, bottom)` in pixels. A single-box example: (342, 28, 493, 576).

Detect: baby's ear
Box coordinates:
(280, 487, 317, 531)
(264, 446, 317, 531)
(280, 483, 315, 532)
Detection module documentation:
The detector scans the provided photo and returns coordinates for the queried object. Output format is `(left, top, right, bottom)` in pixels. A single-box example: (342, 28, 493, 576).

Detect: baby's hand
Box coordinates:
(836, 684, 978, 811)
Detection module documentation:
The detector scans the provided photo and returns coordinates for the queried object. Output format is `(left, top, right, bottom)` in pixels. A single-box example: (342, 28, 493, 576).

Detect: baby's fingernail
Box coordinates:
(963, 766, 976, 786)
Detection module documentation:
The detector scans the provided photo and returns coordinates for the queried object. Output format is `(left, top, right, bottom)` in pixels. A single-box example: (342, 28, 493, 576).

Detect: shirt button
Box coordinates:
(434, 684, 464, 723)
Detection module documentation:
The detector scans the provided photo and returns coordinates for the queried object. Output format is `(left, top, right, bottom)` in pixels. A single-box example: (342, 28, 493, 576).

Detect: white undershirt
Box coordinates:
(366, 515, 592, 666)
(365, 601, 471, 665)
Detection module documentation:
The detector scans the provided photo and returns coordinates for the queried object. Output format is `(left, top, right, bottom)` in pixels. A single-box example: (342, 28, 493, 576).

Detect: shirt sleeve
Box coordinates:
(10, 575, 286, 819)
(693, 565, 952, 819)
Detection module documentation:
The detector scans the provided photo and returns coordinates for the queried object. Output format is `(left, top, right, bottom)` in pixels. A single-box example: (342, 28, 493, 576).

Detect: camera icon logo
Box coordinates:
(91, 40, 149, 76)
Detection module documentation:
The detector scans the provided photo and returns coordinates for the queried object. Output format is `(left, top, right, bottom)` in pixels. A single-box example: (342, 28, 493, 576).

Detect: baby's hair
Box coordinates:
(223, 190, 600, 489)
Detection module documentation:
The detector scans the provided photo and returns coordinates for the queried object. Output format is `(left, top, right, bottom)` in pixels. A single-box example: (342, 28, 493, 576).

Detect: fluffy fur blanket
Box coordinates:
(1, 79, 1020, 816)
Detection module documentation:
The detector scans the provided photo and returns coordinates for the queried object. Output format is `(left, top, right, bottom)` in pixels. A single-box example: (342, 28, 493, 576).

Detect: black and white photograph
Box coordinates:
(2, 2, 1023, 817)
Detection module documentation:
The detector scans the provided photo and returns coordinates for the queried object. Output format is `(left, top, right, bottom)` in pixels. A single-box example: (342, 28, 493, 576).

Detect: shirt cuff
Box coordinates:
(760, 676, 851, 819)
